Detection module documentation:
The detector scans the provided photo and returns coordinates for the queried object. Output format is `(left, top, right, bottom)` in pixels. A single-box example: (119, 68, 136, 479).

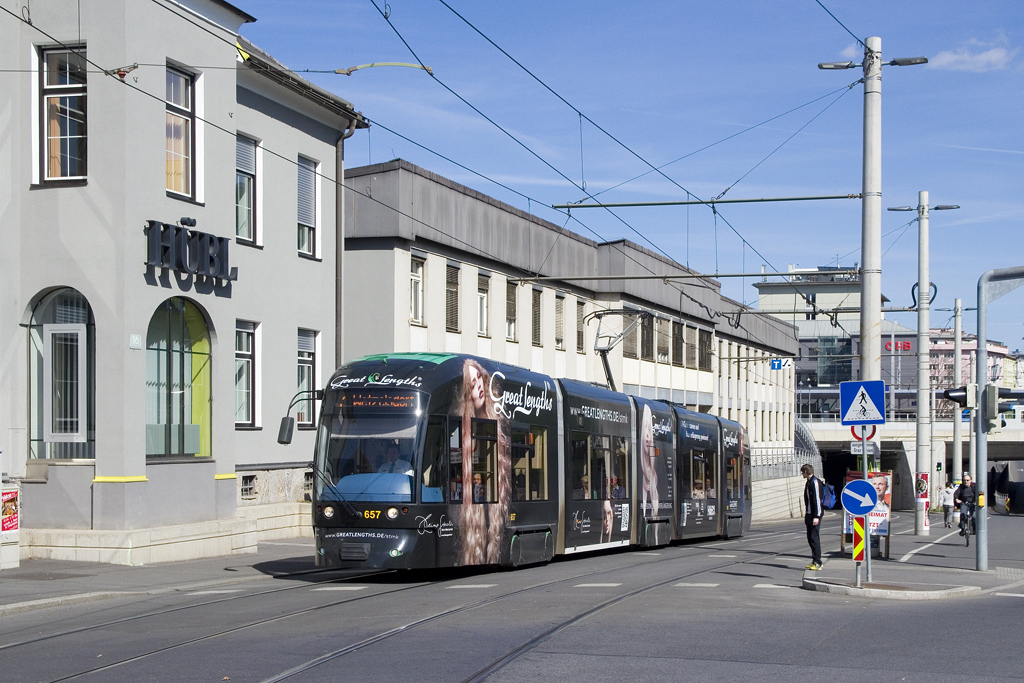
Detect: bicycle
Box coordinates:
(960, 504, 976, 547)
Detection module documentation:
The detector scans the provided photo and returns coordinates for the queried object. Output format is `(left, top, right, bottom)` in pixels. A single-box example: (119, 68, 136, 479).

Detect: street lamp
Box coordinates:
(889, 195, 959, 535)
(335, 62, 433, 76)
(820, 39, 927, 391)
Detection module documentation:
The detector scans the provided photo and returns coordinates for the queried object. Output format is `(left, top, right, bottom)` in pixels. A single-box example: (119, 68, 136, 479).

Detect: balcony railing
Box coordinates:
(750, 447, 821, 482)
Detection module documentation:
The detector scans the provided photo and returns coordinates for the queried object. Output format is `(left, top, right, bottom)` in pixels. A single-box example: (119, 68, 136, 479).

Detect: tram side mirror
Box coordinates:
(278, 417, 295, 445)
(314, 389, 324, 401)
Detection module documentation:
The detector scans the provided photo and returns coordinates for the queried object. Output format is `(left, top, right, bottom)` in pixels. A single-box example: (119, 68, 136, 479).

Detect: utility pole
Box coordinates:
(888, 194, 957, 535)
(915, 191, 931, 535)
(860, 37, 884, 385)
(969, 350, 977, 479)
(952, 298, 963, 483)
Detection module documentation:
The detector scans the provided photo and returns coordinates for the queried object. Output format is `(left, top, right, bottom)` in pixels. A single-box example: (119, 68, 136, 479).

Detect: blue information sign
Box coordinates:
(839, 380, 887, 426)
(841, 479, 878, 516)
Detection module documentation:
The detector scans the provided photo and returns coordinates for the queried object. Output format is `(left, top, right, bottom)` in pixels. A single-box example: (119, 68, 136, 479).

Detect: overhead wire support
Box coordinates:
(552, 194, 862, 210)
(510, 269, 860, 284)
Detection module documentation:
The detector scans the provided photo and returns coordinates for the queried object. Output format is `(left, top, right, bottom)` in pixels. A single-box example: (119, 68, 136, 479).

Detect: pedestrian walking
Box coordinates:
(940, 480, 955, 528)
(801, 463, 824, 571)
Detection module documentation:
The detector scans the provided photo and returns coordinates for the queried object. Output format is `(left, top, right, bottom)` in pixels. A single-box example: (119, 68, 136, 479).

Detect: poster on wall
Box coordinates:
(842, 471, 891, 536)
(1, 490, 18, 533)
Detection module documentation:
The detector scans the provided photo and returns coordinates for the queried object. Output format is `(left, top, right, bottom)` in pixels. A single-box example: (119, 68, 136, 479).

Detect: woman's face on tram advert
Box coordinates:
(466, 362, 487, 413)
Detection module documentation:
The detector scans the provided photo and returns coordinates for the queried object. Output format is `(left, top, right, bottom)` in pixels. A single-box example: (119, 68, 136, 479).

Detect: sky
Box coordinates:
(237, 0, 1024, 350)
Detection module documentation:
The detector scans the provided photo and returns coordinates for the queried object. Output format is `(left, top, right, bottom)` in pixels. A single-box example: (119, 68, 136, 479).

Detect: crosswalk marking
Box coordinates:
(707, 554, 737, 558)
(574, 583, 622, 588)
(311, 586, 368, 591)
(186, 590, 244, 595)
(446, 584, 496, 589)
(995, 592, 1024, 598)
(673, 583, 719, 588)
(753, 583, 791, 589)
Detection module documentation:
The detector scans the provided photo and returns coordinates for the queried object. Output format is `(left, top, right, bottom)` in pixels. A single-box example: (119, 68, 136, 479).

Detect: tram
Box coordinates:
(307, 353, 750, 569)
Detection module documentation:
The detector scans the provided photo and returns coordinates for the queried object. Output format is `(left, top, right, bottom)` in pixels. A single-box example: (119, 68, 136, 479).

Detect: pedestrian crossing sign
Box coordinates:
(839, 380, 886, 426)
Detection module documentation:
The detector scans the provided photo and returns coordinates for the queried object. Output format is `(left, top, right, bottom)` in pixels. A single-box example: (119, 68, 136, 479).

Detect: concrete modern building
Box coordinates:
(342, 160, 798, 454)
(1, 0, 365, 562)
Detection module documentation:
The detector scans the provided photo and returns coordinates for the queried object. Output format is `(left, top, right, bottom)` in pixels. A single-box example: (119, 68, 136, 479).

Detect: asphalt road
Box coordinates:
(3, 516, 1023, 683)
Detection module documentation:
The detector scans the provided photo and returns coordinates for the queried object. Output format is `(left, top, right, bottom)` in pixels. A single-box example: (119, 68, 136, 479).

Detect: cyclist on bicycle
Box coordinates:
(954, 474, 977, 536)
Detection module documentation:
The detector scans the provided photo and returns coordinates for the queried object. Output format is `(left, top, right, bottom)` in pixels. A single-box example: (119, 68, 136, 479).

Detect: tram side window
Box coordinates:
(471, 419, 498, 503)
(591, 436, 611, 500)
(421, 416, 446, 503)
(611, 436, 628, 498)
(725, 457, 739, 499)
(571, 433, 589, 499)
(706, 452, 717, 499)
(511, 425, 549, 502)
(448, 420, 462, 502)
(691, 451, 706, 499)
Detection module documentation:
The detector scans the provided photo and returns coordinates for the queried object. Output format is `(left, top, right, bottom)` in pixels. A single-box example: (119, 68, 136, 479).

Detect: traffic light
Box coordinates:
(944, 384, 977, 408)
(935, 461, 942, 472)
(985, 382, 1002, 433)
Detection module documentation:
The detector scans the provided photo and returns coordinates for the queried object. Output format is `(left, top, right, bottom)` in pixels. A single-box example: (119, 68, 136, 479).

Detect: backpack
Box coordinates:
(821, 478, 837, 509)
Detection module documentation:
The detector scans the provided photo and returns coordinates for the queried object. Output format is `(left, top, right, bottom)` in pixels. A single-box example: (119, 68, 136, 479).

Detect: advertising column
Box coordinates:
(1, 483, 20, 570)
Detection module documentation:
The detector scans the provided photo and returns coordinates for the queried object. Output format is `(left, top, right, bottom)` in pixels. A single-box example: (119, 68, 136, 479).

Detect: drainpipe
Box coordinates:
(336, 116, 358, 369)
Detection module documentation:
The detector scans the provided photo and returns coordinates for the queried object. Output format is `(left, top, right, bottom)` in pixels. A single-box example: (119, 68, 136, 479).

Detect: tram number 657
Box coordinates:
(363, 510, 381, 519)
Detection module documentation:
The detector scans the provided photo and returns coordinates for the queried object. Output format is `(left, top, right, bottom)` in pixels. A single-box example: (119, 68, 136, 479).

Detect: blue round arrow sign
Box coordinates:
(841, 479, 878, 516)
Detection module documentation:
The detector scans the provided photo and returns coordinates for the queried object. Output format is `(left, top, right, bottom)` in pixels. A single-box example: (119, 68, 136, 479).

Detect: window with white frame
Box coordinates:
(477, 274, 489, 336)
(554, 296, 564, 350)
(165, 66, 194, 196)
(672, 321, 684, 367)
(296, 329, 317, 425)
(235, 135, 257, 242)
(235, 321, 256, 427)
(656, 318, 670, 363)
(506, 282, 517, 341)
(41, 47, 88, 180)
(445, 265, 459, 332)
(410, 256, 425, 324)
(297, 156, 317, 256)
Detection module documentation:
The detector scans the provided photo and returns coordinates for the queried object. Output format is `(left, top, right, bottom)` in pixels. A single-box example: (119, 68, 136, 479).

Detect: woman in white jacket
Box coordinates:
(940, 481, 956, 528)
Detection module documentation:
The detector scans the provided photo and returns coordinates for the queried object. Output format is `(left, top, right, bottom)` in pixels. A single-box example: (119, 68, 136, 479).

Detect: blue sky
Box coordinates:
(239, 0, 1024, 349)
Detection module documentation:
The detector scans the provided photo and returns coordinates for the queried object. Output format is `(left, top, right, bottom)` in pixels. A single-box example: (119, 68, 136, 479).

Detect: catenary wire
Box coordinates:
(813, 0, 866, 49)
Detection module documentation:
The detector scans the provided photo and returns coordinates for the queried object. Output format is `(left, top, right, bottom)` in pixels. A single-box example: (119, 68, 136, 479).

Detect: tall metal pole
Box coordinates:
(952, 298, 963, 483)
(915, 191, 930, 535)
(969, 350, 977, 479)
(860, 37, 883, 385)
(975, 266, 1024, 572)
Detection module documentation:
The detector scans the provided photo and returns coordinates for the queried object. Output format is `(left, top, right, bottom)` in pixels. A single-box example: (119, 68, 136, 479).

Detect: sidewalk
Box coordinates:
(0, 538, 319, 617)
(803, 509, 1024, 599)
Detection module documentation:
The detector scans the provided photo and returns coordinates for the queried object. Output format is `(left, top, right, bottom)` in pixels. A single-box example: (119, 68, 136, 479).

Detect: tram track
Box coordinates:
(15, 526, 809, 682)
(256, 529, 814, 683)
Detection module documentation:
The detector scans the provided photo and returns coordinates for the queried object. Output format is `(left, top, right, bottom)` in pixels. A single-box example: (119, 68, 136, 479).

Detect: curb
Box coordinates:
(0, 591, 136, 617)
(802, 576, 982, 600)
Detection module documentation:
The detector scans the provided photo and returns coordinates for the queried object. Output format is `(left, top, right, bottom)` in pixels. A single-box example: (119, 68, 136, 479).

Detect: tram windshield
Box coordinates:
(315, 389, 425, 503)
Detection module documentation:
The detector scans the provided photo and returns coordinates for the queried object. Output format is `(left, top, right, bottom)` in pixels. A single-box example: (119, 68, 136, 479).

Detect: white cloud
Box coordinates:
(928, 46, 1017, 72)
(840, 43, 860, 60)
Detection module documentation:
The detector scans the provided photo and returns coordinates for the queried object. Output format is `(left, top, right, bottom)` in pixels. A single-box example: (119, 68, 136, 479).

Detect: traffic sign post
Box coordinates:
(841, 382, 886, 584)
(853, 516, 866, 587)
(842, 478, 879, 585)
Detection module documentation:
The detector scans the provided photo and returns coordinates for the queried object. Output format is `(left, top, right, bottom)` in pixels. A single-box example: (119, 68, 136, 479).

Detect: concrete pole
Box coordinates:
(915, 191, 930, 535)
(952, 298, 963, 482)
(860, 37, 883, 384)
(976, 280, 988, 571)
(969, 350, 977, 479)
(889, 331, 895, 421)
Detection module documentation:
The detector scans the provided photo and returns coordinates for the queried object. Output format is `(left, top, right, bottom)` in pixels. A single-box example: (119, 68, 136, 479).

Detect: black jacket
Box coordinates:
(804, 476, 824, 519)
(955, 482, 977, 506)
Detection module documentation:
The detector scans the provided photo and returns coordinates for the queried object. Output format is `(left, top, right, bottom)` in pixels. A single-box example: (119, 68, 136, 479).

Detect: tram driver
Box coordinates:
(377, 443, 413, 476)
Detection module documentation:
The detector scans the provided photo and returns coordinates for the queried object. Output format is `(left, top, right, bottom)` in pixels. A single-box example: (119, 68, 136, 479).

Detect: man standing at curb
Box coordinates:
(801, 464, 824, 571)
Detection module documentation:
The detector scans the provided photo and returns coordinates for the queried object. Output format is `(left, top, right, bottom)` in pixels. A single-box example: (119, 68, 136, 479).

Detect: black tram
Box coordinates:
(310, 353, 750, 569)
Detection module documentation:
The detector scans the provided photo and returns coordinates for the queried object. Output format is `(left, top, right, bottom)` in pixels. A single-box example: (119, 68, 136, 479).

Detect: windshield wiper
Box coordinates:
(309, 462, 359, 519)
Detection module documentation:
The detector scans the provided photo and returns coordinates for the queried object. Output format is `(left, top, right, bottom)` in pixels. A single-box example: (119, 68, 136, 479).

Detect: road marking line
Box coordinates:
(446, 584, 497, 589)
(752, 584, 791, 589)
(674, 583, 719, 588)
(574, 583, 622, 587)
(629, 552, 661, 556)
(995, 592, 1024, 598)
(186, 590, 244, 595)
(311, 586, 368, 591)
(707, 554, 737, 558)
(897, 529, 961, 563)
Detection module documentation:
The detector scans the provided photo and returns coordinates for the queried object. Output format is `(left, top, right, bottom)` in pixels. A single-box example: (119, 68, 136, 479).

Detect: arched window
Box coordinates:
(29, 288, 96, 459)
(146, 298, 212, 458)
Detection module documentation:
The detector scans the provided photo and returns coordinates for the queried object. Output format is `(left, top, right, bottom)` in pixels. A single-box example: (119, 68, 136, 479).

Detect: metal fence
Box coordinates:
(750, 447, 822, 482)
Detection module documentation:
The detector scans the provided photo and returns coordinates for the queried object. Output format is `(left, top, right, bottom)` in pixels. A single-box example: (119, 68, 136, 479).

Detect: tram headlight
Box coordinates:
(323, 506, 336, 519)
(386, 507, 399, 520)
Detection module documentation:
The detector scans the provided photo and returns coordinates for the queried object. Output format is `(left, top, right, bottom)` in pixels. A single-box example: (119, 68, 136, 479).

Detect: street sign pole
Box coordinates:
(862, 425, 871, 583)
